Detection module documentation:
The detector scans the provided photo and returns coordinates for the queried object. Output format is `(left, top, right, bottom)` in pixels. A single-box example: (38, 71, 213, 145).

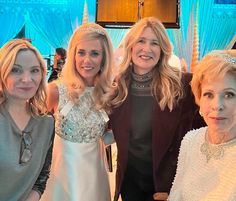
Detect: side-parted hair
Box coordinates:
(111, 17, 184, 111)
(0, 39, 48, 115)
(191, 50, 236, 106)
(60, 23, 115, 113)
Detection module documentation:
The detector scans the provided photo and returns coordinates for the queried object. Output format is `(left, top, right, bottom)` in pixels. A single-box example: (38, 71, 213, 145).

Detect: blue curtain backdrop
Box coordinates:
(0, 5, 25, 47)
(0, 0, 235, 71)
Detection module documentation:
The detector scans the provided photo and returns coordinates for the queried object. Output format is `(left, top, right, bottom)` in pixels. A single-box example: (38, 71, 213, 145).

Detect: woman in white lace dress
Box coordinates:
(168, 50, 236, 201)
(41, 23, 115, 201)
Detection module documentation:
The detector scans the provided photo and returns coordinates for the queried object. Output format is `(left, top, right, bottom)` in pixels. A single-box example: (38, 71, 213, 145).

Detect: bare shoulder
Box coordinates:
(47, 82, 59, 113)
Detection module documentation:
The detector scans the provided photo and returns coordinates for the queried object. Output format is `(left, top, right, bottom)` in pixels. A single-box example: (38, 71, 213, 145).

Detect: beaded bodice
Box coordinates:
(55, 84, 107, 143)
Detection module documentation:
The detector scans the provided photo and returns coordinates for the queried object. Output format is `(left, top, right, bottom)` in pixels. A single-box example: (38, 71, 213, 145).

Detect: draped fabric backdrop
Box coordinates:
(0, 0, 235, 71)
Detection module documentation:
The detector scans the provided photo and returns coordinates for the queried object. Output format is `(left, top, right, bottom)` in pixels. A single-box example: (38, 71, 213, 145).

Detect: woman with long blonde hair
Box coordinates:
(41, 23, 114, 201)
(109, 17, 205, 201)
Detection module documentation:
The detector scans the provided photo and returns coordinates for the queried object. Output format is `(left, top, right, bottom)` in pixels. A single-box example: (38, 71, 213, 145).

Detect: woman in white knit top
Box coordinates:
(168, 50, 236, 201)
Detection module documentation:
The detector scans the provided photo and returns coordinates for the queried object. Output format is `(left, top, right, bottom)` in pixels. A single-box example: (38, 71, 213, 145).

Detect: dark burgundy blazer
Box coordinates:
(109, 73, 205, 201)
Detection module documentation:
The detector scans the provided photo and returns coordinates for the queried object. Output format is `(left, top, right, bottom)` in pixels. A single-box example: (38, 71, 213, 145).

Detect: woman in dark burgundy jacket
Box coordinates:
(109, 17, 205, 201)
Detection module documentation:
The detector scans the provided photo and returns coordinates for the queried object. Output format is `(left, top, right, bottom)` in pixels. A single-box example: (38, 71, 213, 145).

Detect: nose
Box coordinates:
(211, 97, 224, 111)
(83, 53, 92, 63)
(21, 72, 32, 82)
(142, 42, 152, 52)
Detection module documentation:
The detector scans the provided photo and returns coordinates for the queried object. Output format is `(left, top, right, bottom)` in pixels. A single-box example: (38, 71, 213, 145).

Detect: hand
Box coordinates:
(25, 190, 40, 201)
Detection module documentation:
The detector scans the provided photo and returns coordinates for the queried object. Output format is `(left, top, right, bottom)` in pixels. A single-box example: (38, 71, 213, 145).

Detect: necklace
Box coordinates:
(200, 141, 224, 162)
(201, 129, 236, 162)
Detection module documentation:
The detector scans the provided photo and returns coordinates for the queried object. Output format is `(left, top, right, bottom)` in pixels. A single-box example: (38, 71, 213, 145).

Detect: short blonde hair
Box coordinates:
(112, 17, 183, 111)
(191, 50, 236, 105)
(0, 39, 48, 115)
(61, 23, 115, 113)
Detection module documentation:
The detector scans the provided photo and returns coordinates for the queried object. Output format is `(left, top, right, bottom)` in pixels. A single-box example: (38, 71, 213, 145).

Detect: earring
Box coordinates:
(199, 110, 203, 116)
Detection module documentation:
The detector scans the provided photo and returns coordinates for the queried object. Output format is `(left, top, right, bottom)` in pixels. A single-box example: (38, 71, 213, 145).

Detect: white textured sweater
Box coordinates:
(168, 127, 236, 201)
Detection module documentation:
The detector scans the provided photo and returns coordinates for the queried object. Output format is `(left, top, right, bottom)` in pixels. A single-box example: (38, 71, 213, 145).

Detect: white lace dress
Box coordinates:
(41, 84, 111, 201)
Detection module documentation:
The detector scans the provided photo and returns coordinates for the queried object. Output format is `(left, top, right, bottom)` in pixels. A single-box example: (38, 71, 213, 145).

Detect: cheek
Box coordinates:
(75, 56, 82, 69)
(35, 75, 43, 86)
(96, 57, 103, 67)
(154, 48, 161, 60)
(5, 77, 15, 91)
(230, 106, 236, 120)
(132, 45, 140, 55)
(131, 48, 139, 63)
(199, 100, 210, 114)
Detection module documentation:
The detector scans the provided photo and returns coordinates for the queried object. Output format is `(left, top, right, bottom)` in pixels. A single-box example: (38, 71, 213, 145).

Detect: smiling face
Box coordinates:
(5, 50, 42, 103)
(131, 27, 161, 75)
(200, 73, 236, 135)
(75, 39, 103, 86)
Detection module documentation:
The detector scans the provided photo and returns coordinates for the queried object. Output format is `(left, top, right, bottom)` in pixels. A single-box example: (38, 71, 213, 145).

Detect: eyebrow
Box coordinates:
(13, 64, 41, 68)
(224, 88, 236, 92)
(138, 37, 159, 42)
(203, 88, 236, 92)
(13, 64, 22, 67)
(77, 49, 103, 52)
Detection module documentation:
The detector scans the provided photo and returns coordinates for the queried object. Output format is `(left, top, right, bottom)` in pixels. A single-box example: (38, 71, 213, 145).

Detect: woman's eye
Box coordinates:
(202, 92, 213, 98)
(31, 67, 41, 73)
(137, 39, 145, 44)
(77, 51, 86, 56)
(225, 92, 235, 99)
(11, 67, 22, 74)
(152, 41, 159, 46)
(90, 51, 100, 57)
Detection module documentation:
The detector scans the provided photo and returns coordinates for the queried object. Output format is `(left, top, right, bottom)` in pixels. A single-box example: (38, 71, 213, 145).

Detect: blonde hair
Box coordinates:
(60, 23, 115, 113)
(0, 39, 48, 115)
(191, 50, 236, 105)
(111, 17, 183, 111)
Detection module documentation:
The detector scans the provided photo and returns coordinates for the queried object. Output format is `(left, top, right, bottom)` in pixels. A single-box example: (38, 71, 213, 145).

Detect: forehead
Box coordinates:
(139, 27, 158, 40)
(15, 49, 38, 62)
(202, 73, 236, 91)
(76, 39, 102, 50)
(14, 50, 39, 64)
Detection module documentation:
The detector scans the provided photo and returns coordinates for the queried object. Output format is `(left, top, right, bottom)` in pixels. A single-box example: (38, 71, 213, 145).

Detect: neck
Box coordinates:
(5, 100, 28, 115)
(131, 69, 154, 96)
(207, 129, 235, 144)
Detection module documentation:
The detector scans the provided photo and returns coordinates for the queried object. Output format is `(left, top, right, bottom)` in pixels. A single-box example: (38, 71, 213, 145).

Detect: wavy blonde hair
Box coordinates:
(111, 17, 183, 111)
(60, 23, 115, 113)
(191, 50, 236, 106)
(0, 39, 48, 115)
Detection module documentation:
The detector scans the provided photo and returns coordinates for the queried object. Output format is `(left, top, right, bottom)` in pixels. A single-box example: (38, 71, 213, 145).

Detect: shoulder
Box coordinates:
(181, 72, 192, 92)
(182, 127, 206, 146)
(179, 72, 195, 103)
(47, 81, 60, 113)
(47, 81, 59, 95)
(37, 115, 55, 137)
(38, 114, 55, 126)
(181, 72, 192, 84)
